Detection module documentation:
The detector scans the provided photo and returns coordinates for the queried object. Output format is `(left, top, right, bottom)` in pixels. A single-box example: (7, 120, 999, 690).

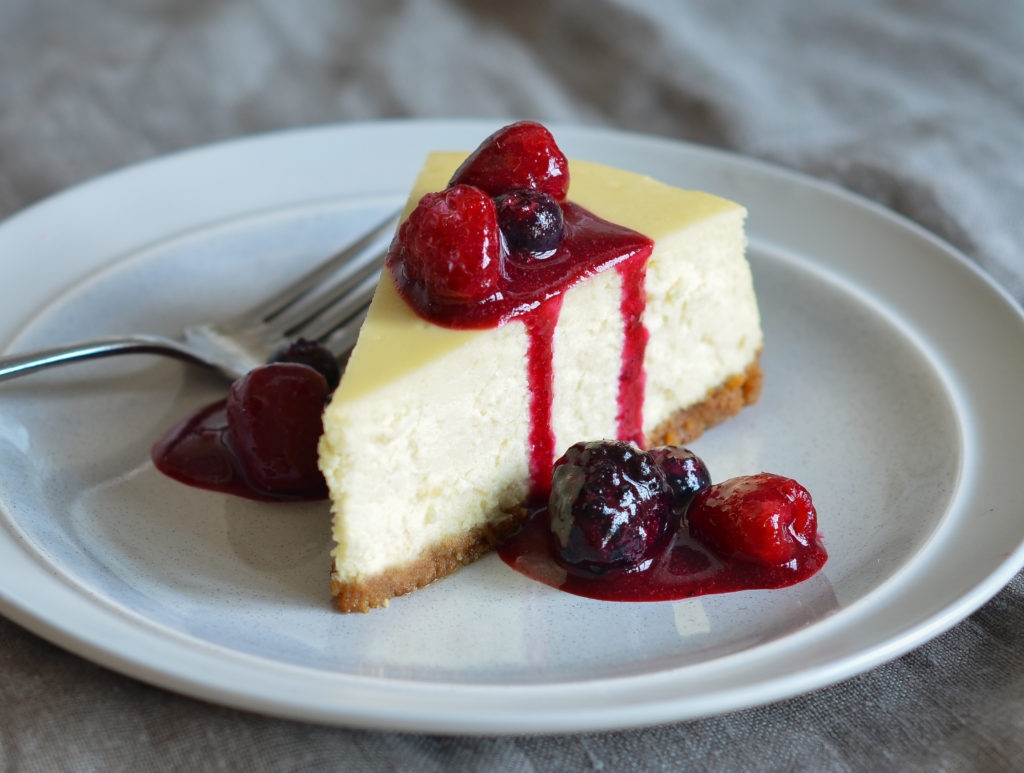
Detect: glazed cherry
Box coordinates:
(648, 446, 711, 513)
(225, 363, 329, 496)
(548, 441, 672, 573)
(448, 121, 570, 201)
(391, 184, 503, 306)
(495, 188, 564, 257)
(688, 473, 818, 566)
(267, 338, 341, 391)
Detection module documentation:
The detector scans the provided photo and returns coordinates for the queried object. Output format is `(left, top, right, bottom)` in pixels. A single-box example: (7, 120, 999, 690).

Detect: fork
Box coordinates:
(0, 209, 400, 383)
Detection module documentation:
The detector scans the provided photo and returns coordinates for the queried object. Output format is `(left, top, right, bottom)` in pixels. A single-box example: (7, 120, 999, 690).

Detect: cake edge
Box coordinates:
(329, 355, 764, 613)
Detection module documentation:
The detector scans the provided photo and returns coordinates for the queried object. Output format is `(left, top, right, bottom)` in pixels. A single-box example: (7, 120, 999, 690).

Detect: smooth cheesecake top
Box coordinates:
(335, 152, 744, 403)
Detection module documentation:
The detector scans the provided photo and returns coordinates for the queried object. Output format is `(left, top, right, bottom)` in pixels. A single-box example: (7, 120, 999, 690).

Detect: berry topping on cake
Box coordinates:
(387, 128, 653, 329)
(268, 338, 341, 390)
(226, 363, 330, 496)
(495, 188, 565, 258)
(548, 440, 673, 572)
(448, 121, 570, 201)
(687, 473, 819, 566)
(393, 184, 503, 305)
(648, 445, 711, 512)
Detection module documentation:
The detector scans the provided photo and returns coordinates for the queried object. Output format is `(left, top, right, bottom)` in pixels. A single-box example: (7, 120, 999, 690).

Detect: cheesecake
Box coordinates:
(317, 123, 763, 612)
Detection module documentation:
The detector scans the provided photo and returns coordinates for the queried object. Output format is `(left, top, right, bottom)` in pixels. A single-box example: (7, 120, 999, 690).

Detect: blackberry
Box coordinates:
(548, 440, 673, 573)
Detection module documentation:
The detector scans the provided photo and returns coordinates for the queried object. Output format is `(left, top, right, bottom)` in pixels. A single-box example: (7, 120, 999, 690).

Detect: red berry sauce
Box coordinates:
(152, 363, 329, 501)
(152, 399, 299, 501)
(499, 481, 827, 603)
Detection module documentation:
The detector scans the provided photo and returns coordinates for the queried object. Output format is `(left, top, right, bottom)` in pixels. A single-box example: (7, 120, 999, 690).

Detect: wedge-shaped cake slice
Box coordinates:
(318, 130, 762, 612)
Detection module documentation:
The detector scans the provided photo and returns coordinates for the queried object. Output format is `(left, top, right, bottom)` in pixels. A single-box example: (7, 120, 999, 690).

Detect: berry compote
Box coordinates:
(152, 355, 333, 501)
(498, 441, 827, 602)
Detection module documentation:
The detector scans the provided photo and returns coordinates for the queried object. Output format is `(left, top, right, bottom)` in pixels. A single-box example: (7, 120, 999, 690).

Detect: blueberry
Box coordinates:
(648, 446, 711, 513)
(494, 188, 564, 256)
(548, 440, 673, 573)
(267, 338, 341, 391)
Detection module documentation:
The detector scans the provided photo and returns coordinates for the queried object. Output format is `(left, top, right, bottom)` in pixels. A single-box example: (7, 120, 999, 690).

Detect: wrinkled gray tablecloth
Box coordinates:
(2, 1, 1023, 770)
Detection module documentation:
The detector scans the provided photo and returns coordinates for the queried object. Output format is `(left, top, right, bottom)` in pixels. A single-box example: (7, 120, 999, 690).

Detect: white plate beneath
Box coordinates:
(1, 120, 1023, 735)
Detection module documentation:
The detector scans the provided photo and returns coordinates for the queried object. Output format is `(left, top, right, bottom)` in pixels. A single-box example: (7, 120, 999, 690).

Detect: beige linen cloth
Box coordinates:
(1, 1, 1023, 771)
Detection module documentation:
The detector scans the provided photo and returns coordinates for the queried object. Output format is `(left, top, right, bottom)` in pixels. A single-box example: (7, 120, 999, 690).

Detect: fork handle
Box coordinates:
(0, 335, 212, 383)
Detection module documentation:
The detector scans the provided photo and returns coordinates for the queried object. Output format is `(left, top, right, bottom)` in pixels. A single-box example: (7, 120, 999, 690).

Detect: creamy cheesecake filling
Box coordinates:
(318, 153, 763, 611)
(320, 310, 532, 585)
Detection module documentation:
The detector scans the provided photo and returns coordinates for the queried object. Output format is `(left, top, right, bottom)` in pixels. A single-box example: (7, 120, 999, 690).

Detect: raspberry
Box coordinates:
(226, 363, 329, 495)
(687, 473, 818, 566)
(548, 440, 673, 572)
(449, 121, 570, 201)
(393, 184, 503, 305)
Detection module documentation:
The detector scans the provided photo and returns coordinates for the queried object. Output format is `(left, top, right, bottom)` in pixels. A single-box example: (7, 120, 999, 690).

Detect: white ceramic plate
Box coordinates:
(1, 120, 1023, 735)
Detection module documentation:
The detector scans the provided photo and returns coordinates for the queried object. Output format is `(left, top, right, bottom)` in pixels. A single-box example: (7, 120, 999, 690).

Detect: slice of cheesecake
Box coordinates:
(318, 129, 763, 612)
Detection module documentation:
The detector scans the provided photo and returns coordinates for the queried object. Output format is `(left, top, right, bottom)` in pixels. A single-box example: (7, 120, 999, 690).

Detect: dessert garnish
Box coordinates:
(494, 188, 564, 257)
(498, 440, 827, 601)
(688, 473, 820, 567)
(388, 121, 653, 329)
(152, 341, 334, 501)
(447, 120, 570, 200)
(548, 441, 674, 573)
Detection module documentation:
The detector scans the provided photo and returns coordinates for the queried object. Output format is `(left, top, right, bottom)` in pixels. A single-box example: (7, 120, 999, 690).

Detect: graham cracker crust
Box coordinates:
(331, 511, 525, 613)
(647, 357, 763, 447)
(331, 355, 763, 613)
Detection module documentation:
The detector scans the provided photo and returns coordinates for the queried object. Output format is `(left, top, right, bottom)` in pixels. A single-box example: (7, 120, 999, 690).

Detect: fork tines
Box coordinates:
(227, 209, 399, 355)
